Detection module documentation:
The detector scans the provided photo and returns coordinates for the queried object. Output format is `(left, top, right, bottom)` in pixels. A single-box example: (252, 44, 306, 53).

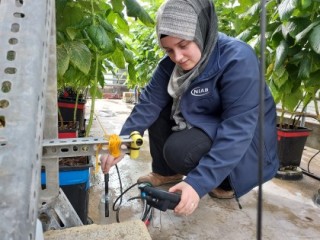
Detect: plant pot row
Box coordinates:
(54, 96, 91, 224)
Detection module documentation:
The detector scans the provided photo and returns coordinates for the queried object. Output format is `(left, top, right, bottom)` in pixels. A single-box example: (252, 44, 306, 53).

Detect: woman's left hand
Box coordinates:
(169, 181, 200, 216)
(100, 153, 124, 174)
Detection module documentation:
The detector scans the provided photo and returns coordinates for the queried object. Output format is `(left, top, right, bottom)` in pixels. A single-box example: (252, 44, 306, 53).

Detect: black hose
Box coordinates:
(104, 173, 109, 217)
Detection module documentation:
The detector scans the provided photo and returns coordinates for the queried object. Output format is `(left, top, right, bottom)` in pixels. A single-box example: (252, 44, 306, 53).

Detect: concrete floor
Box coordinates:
(86, 99, 320, 240)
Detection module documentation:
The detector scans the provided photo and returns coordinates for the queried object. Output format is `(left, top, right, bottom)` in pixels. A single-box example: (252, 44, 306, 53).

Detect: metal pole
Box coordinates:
(0, 0, 54, 238)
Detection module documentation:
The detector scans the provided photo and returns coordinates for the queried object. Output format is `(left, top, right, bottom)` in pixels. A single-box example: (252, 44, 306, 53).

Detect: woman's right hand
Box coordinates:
(100, 153, 125, 174)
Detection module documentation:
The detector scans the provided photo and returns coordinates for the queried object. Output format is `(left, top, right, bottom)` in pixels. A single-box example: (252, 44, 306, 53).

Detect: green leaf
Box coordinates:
(309, 25, 320, 54)
(63, 65, 80, 84)
(66, 27, 78, 40)
(268, 80, 281, 103)
(274, 40, 288, 71)
(56, 0, 68, 14)
(115, 38, 126, 50)
(97, 64, 105, 88)
(113, 12, 130, 35)
(56, 45, 70, 77)
(278, 0, 298, 21)
(124, 0, 154, 27)
(56, 5, 84, 31)
(111, 48, 126, 69)
(273, 69, 289, 88)
(87, 25, 113, 52)
(283, 88, 303, 112)
(73, 17, 93, 30)
(300, 0, 312, 9)
(128, 63, 137, 82)
(124, 48, 134, 63)
(281, 18, 310, 39)
(124, 0, 142, 17)
(96, 16, 116, 33)
(274, 65, 287, 78)
(310, 52, 320, 72)
(305, 70, 320, 88)
(290, 51, 304, 63)
(298, 55, 311, 79)
(103, 60, 117, 76)
(111, 0, 124, 13)
(271, 27, 284, 48)
(302, 92, 312, 109)
(64, 41, 92, 74)
(237, 29, 253, 42)
(295, 21, 320, 43)
(239, 2, 260, 18)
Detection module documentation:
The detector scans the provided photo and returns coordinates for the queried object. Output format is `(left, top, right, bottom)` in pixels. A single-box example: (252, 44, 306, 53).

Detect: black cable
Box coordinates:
(115, 196, 142, 223)
(258, 0, 267, 239)
(301, 168, 320, 181)
(112, 180, 138, 211)
(307, 150, 320, 172)
(114, 165, 123, 209)
(142, 204, 153, 221)
(111, 164, 152, 223)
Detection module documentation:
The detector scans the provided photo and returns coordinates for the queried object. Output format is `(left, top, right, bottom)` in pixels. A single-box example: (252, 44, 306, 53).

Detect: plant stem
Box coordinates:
(86, 55, 99, 136)
(85, 0, 98, 137)
(313, 90, 319, 122)
(58, 107, 64, 125)
(74, 91, 80, 123)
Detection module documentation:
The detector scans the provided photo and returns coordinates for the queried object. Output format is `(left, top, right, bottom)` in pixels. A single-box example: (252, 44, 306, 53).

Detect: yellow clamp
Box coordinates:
(129, 131, 143, 159)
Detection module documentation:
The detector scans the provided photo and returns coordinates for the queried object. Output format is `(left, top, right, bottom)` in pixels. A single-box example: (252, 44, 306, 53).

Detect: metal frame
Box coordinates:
(0, 0, 54, 238)
(42, 136, 132, 158)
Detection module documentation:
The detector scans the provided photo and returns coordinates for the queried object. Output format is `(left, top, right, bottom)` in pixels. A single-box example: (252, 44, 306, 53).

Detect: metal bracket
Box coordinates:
(42, 135, 132, 159)
(38, 188, 83, 231)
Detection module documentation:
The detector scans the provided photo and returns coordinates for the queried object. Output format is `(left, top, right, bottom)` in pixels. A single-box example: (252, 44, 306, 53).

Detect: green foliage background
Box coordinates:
(56, 0, 320, 132)
(56, 0, 156, 134)
(214, 0, 320, 123)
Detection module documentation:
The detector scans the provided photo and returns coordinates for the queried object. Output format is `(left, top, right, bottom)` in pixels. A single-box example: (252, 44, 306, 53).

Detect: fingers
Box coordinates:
(99, 155, 108, 172)
(170, 182, 200, 216)
(100, 154, 125, 174)
(175, 199, 198, 216)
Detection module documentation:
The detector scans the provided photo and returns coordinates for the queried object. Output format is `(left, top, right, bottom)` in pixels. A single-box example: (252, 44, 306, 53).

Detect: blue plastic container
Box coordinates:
(41, 157, 92, 224)
(41, 167, 90, 189)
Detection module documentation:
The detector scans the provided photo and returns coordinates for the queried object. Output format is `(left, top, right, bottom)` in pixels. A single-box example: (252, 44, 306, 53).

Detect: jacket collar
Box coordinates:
(196, 32, 223, 81)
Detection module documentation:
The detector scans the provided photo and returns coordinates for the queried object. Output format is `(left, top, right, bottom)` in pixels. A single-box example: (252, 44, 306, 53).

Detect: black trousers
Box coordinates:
(148, 102, 231, 190)
(148, 101, 211, 175)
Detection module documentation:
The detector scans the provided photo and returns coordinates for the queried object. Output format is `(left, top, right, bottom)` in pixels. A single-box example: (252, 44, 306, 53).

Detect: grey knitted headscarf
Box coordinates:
(156, 0, 218, 131)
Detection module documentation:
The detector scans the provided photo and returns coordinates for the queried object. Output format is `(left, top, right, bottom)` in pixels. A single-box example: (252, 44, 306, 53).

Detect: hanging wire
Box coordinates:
(258, 0, 267, 239)
(93, 112, 153, 223)
(307, 150, 320, 172)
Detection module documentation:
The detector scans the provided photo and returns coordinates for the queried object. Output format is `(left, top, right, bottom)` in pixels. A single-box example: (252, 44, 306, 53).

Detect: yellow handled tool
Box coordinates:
(129, 131, 143, 159)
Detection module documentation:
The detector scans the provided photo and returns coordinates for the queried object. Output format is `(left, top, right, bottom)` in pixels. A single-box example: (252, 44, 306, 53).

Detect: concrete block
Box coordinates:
(43, 220, 152, 240)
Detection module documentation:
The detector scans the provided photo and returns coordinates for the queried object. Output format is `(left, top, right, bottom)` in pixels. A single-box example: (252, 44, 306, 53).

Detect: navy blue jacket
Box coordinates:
(121, 33, 279, 198)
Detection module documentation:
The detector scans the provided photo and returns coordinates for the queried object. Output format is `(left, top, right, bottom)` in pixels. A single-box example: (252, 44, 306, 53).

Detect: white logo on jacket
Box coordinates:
(191, 87, 209, 96)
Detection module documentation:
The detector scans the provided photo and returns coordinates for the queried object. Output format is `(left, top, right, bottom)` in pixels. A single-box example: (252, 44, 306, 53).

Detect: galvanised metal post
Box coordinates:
(0, 0, 56, 238)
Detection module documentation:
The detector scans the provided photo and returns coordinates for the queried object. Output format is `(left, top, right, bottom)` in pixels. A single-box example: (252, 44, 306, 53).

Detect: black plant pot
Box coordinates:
(276, 124, 312, 180)
(58, 97, 86, 137)
(58, 121, 79, 138)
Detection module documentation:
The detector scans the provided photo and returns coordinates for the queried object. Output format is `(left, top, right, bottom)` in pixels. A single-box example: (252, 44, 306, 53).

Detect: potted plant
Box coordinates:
(263, 0, 320, 179)
(57, 86, 87, 137)
(51, 0, 155, 224)
(55, 0, 154, 137)
(214, 0, 320, 179)
(275, 104, 313, 180)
